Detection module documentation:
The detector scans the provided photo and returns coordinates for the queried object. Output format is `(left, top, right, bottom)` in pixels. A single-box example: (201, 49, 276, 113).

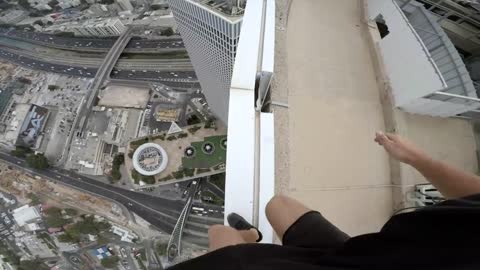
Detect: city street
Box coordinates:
(0, 152, 223, 247)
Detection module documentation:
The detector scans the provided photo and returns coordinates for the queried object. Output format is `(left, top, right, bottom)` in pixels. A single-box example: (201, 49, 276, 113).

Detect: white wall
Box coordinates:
(367, 0, 446, 107)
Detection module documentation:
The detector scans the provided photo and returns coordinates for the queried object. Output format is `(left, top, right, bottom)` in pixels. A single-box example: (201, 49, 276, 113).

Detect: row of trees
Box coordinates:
(131, 169, 155, 185)
(58, 215, 111, 243)
(11, 146, 49, 169)
(110, 154, 124, 182)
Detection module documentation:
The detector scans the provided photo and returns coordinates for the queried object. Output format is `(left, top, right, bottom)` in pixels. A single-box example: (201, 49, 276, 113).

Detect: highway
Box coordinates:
(0, 43, 193, 71)
(0, 28, 184, 52)
(0, 151, 223, 246)
(0, 47, 200, 88)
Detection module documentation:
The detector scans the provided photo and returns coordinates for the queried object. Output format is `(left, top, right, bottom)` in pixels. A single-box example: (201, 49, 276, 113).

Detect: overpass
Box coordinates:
(56, 27, 134, 166)
(167, 180, 199, 262)
(79, 27, 134, 132)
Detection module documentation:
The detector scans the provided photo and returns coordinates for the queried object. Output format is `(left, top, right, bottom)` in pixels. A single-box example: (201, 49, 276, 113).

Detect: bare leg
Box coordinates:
(265, 195, 311, 241)
(208, 225, 259, 252)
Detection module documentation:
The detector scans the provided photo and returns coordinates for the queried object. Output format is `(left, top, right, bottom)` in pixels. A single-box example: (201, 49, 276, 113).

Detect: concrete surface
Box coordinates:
(362, 0, 479, 210)
(99, 84, 150, 109)
(274, 0, 392, 236)
(391, 111, 478, 209)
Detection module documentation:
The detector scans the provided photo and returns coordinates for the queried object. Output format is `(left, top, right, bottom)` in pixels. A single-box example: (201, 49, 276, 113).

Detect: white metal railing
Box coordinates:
(225, 0, 275, 243)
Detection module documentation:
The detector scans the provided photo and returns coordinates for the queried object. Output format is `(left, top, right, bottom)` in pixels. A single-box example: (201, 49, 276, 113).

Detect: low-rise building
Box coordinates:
(0, 10, 28, 25)
(117, 0, 133, 11)
(12, 205, 42, 227)
(27, 0, 52, 10)
(111, 225, 137, 243)
(28, 0, 80, 10)
(47, 17, 126, 37)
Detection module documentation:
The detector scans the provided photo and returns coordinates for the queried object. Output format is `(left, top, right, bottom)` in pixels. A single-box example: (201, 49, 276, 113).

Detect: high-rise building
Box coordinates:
(116, 0, 133, 11)
(168, 0, 246, 123)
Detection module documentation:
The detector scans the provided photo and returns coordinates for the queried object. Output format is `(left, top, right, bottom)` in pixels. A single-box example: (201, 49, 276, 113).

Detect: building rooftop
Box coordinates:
(195, 0, 246, 17)
(12, 205, 41, 227)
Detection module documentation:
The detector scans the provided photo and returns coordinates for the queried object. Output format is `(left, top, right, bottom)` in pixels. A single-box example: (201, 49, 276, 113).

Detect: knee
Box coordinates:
(266, 194, 290, 217)
(208, 224, 230, 237)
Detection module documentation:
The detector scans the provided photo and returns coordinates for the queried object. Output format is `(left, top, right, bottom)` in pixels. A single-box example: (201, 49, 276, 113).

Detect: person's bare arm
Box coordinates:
(375, 131, 480, 199)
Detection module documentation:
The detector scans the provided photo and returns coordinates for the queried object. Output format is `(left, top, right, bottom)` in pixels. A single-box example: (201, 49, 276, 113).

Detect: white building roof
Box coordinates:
(111, 225, 137, 242)
(12, 205, 41, 227)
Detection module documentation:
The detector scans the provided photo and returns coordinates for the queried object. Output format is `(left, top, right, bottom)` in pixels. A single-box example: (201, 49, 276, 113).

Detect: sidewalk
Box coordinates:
(273, 0, 391, 236)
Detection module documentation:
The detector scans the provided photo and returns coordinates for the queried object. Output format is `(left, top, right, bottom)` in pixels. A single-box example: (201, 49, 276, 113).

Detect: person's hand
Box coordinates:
(374, 131, 427, 165)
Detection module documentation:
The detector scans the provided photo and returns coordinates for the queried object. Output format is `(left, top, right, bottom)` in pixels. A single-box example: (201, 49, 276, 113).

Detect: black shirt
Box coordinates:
(169, 194, 480, 270)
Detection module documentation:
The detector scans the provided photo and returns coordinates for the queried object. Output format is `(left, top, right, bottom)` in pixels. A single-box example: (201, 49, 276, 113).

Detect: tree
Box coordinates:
(187, 115, 201, 125)
(110, 154, 124, 182)
(156, 242, 167, 256)
(188, 126, 201, 134)
(18, 0, 31, 9)
(11, 146, 31, 158)
(45, 214, 70, 228)
(33, 20, 44, 26)
(44, 207, 70, 227)
(26, 154, 49, 170)
(131, 169, 155, 184)
(204, 118, 216, 129)
(209, 173, 225, 191)
(111, 170, 121, 181)
(101, 256, 119, 269)
(48, 0, 59, 6)
(64, 208, 78, 216)
(162, 27, 174, 36)
(184, 168, 195, 177)
(58, 233, 77, 243)
(0, 242, 20, 266)
(17, 77, 32, 85)
(27, 193, 40, 205)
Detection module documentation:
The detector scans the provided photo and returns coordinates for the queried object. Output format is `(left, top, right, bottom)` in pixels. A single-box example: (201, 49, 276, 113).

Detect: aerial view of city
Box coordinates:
(0, 0, 480, 269)
(0, 0, 235, 268)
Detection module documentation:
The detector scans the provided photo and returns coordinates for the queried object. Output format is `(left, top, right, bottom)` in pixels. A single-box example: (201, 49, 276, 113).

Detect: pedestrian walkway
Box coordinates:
(273, 0, 392, 236)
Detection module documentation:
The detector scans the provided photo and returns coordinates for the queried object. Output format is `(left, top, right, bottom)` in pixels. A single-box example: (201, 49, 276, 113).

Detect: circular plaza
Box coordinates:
(132, 143, 169, 176)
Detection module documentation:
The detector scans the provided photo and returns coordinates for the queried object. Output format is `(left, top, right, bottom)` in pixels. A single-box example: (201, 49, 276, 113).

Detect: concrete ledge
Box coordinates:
(361, 0, 478, 210)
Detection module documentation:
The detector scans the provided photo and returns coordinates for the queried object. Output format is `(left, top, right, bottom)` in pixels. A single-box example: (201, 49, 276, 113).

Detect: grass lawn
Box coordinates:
(182, 135, 227, 169)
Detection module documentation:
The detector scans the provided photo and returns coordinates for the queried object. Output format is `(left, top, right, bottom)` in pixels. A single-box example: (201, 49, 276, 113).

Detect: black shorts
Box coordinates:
(282, 211, 350, 249)
(169, 211, 350, 269)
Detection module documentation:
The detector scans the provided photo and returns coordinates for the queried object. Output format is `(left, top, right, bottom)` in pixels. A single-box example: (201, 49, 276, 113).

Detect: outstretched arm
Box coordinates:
(375, 132, 480, 199)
